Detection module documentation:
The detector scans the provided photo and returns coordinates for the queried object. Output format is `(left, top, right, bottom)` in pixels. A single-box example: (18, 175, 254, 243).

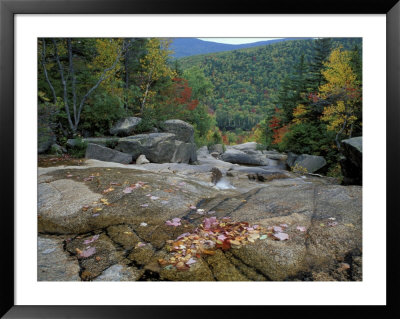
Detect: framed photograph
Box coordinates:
(1, 0, 398, 317)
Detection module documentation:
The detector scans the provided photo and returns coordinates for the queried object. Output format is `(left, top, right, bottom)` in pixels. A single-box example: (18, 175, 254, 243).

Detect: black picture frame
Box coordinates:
(1, 0, 399, 317)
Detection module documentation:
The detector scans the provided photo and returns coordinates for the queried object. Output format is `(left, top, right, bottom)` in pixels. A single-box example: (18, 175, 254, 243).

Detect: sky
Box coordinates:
(198, 38, 283, 44)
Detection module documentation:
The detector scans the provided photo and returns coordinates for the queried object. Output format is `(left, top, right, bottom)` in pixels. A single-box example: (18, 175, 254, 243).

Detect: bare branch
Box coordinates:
(68, 39, 77, 125)
(40, 38, 57, 104)
(52, 38, 74, 131)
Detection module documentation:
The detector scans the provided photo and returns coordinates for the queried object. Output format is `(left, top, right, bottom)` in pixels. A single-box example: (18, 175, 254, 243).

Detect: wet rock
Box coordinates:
(85, 143, 132, 164)
(38, 235, 80, 281)
(107, 225, 141, 250)
(128, 243, 155, 266)
(110, 117, 142, 136)
(205, 250, 248, 281)
(159, 257, 215, 281)
(65, 233, 122, 280)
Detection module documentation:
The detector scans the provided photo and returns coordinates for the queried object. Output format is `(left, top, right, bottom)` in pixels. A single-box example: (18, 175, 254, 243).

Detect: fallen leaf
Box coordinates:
(93, 207, 102, 213)
(296, 226, 307, 232)
(328, 221, 338, 227)
(150, 196, 159, 200)
(102, 187, 114, 194)
(66, 174, 73, 178)
(260, 235, 268, 240)
(328, 217, 336, 221)
(229, 240, 241, 246)
(140, 222, 147, 227)
(272, 232, 289, 241)
(186, 258, 197, 266)
(320, 223, 325, 227)
(140, 204, 149, 208)
(83, 234, 99, 244)
(110, 182, 121, 186)
(82, 205, 90, 211)
(189, 205, 196, 209)
(123, 186, 134, 194)
(345, 223, 355, 228)
(92, 213, 100, 217)
(166, 218, 181, 227)
(79, 247, 96, 258)
(273, 226, 283, 233)
(95, 256, 101, 261)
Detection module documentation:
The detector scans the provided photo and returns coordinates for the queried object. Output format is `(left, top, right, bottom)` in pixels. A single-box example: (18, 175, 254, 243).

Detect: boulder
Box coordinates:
(136, 154, 150, 165)
(208, 144, 224, 155)
(197, 146, 210, 158)
(50, 143, 66, 155)
(116, 133, 197, 164)
(230, 142, 258, 152)
(85, 143, 132, 164)
(340, 136, 362, 185)
(110, 117, 142, 136)
(291, 154, 327, 173)
(286, 152, 299, 167)
(161, 119, 194, 143)
(38, 126, 56, 153)
(221, 148, 269, 166)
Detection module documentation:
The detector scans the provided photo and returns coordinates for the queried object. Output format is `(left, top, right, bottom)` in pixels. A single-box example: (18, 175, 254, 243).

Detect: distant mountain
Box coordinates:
(170, 38, 311, 58)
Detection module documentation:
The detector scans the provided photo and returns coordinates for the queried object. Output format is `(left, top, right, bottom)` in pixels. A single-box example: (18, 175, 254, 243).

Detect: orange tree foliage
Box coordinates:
(159, 77, 199, 121)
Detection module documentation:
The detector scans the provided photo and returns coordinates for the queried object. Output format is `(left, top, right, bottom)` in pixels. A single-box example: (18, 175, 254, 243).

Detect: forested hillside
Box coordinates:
(38, 37, 362, 176)
(178, 38, 361, 132)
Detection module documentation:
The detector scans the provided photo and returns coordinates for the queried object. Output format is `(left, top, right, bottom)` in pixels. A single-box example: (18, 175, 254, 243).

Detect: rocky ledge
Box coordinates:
(38, 152, 362, 281)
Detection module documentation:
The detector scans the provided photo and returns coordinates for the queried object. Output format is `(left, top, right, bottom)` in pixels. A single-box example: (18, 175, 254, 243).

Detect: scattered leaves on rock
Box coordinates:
(159, 217, 272, 270)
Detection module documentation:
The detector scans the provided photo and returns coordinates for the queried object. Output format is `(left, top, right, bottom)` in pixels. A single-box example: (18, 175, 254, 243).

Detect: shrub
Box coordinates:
(69, 137, 87, 158)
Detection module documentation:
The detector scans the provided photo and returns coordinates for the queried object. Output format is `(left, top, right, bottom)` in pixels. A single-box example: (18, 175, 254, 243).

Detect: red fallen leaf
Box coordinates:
(221, 239, 231, 250)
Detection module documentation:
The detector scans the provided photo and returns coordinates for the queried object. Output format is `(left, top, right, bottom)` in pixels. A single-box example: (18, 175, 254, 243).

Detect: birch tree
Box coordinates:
(42, 38, 131, 134)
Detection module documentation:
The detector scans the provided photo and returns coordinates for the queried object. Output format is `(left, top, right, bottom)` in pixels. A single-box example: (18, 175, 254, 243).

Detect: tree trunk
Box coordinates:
(40, 39, 57, 104)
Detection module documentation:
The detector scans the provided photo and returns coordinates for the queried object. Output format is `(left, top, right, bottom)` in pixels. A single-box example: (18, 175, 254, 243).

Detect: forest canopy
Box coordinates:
(38, 37, 362, 174)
